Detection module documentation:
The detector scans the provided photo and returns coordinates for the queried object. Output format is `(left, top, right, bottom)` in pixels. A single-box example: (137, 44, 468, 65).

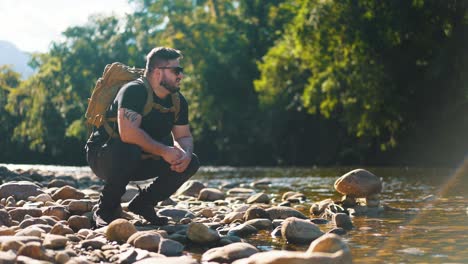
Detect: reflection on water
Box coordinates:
(1, 164, 467, 263)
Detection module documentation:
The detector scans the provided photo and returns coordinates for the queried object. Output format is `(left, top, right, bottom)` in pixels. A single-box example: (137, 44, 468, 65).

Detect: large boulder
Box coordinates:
(334, 169, 382, 197)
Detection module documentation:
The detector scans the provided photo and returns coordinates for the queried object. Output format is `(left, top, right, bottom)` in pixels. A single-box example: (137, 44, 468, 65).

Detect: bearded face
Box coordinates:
(160, 71, 181, 93)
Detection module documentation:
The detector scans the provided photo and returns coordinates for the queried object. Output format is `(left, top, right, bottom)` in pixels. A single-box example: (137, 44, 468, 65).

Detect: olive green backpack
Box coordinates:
(85, 62, 180, 138)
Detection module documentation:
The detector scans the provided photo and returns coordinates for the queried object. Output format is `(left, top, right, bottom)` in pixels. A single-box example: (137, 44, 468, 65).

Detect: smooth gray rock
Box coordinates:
(202, 242, 258, 263)
(281, 217, 324, 244)
(0, 181, 44, 200)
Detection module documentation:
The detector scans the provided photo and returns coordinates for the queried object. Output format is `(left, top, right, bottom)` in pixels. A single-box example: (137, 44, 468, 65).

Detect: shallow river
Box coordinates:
(2, 164, 467, 263)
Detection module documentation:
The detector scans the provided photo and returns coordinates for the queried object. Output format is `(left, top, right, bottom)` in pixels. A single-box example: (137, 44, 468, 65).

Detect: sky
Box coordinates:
(0, 0, 134, 53)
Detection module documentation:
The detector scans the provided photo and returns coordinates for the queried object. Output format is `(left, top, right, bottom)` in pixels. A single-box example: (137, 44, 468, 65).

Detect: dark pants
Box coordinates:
(86, 137, 199, 208)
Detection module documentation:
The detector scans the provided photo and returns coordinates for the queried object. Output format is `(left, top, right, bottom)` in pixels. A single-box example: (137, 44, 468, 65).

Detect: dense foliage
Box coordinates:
(1, 0, 466, 166)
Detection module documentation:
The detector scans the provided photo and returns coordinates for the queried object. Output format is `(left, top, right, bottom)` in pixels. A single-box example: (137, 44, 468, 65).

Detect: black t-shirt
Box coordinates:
(88, 79, 188, 145)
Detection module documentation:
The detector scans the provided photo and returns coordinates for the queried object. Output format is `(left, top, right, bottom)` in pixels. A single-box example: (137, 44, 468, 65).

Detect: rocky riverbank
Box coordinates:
(0, 166, 389, 264)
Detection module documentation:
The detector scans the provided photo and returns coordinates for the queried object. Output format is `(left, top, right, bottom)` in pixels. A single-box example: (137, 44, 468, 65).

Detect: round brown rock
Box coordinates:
(334, 169, 382, 197)
(306, 233, 350, 254)
(106, 218, 137, 243)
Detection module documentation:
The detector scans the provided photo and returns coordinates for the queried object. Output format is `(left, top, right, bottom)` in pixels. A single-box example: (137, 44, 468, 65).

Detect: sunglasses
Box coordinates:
(157, 66, 184, 75)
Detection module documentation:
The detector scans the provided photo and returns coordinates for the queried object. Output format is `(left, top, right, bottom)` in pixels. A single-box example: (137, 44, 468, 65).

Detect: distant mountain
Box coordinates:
(0, 40, 35, 79)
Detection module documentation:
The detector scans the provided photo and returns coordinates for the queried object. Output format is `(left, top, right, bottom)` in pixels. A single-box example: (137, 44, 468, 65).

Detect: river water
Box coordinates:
(1, 163, 467, 263)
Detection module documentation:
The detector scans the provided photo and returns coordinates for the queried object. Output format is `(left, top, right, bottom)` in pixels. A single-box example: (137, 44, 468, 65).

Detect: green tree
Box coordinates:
(256, 0, 468, 163)
(0, 66, 29, 162)
(6, 14, 145, 164)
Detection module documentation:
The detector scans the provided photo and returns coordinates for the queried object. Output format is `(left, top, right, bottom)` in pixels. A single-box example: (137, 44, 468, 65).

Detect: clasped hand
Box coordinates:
(162, 146, 191, 173)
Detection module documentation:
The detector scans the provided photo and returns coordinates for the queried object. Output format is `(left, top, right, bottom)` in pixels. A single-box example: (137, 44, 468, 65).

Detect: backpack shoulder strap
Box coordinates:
(171, 92, 181, 123)
(141, 77, 154, 116)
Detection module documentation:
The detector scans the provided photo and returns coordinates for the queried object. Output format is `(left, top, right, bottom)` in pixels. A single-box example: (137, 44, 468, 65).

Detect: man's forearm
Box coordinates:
(123, 126, 169, 156)
(175, 136, 194, 154)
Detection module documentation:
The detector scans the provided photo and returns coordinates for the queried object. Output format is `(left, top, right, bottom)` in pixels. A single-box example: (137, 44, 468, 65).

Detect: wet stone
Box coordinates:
(306, 233, 351, 255)
(333, 213, 353, 230)
(227, 223, 258, 237)
(244, 218, 272, 230)
(158, 238, 184, 256)
(250, 179, 271, 188)
(328, 227, 347, 236)
(244, 206, 270, 221)
(310, 218, 329, 225)
(281, 217, 324, 244)
(334, 168, 382, 198)
(282, 191, 306, 202)
(202, 242, 259, 263)
(266, 206, 308, 220)
(187, 222, 220, 244)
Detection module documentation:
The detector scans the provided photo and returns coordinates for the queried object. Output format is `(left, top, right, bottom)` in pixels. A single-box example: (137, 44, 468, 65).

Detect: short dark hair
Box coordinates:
(145, 47, 183, 75)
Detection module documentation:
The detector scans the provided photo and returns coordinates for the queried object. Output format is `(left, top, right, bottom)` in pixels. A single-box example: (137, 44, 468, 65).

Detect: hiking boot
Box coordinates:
(128, 197, 168, 226)
(93, 205, 122, 228)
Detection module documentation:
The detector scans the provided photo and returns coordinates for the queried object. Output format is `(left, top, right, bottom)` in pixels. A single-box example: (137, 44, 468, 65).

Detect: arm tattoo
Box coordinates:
(124, 109, 139, 122)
